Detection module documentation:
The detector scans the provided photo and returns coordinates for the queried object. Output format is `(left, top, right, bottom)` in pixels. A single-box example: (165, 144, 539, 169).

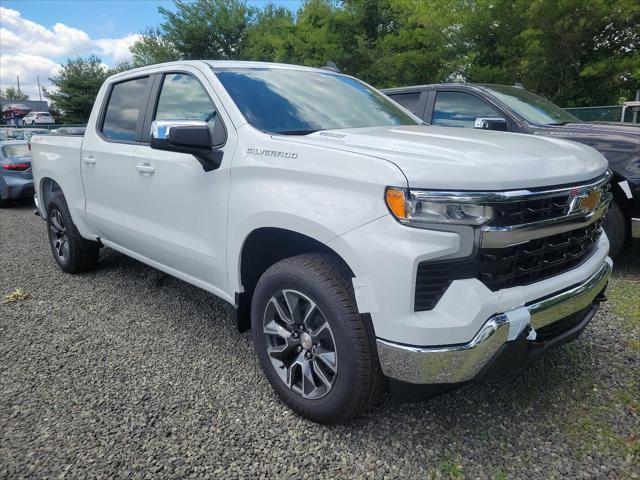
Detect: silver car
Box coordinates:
(0, 140, 33, 207)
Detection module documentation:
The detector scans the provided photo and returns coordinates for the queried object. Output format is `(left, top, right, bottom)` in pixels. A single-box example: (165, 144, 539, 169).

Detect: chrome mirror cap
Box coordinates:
(150, 120, 209, 141)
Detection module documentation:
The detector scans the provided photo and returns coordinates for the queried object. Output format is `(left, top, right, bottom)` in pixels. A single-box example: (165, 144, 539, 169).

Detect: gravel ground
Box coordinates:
(1, 201, 639, 479)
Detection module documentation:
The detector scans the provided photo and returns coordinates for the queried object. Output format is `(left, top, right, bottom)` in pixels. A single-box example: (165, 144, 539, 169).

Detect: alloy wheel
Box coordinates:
(49, 208, 69, 263)
(263, 289, 338, 399)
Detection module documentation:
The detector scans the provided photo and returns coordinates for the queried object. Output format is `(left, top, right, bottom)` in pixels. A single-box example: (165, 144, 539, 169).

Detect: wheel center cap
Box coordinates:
(300, 332, 313, 350)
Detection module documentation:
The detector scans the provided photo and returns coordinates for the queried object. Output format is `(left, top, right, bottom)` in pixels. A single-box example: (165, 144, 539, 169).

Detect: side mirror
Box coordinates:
(474, 117, 509, 132)
(150, 119, 226, 172)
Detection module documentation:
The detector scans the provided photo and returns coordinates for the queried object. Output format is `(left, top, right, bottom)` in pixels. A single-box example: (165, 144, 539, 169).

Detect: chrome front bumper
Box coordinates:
(377, 260, 612, 384)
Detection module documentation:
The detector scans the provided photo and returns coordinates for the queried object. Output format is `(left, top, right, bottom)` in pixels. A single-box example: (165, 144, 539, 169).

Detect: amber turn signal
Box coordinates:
(385, 188, 407, 220)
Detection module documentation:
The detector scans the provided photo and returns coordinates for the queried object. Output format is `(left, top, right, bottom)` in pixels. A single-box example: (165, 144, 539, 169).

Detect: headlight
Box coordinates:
(385, 187, 493, 227)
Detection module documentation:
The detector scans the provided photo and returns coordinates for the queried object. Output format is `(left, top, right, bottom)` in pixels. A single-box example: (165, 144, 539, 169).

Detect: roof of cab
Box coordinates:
(107, 60, 336, 82)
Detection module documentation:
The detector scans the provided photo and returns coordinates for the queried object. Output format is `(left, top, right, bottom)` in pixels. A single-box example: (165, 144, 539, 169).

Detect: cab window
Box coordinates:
(432, 91, 498, 128)
(154, 73, 217, 131)
(101, 76, 149, 141)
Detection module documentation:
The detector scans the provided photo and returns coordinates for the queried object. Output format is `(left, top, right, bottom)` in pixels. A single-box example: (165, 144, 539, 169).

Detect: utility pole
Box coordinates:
(37, 76, 42, 101)
(16, 75, 21, 93)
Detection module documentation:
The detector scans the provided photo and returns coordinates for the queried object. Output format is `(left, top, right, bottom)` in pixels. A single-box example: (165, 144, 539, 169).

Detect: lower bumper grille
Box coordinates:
(414, 221, 602, 311)
(534, 306, 592, 342)
(478, 219, 602, 291)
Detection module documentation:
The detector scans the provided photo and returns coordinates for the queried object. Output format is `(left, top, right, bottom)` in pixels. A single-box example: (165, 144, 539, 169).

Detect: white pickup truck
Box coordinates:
(32, 61, 613, 423)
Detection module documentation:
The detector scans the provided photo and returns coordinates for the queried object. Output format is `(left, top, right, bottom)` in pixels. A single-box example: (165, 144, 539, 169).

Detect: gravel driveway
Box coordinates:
(1, 201, 638, 479)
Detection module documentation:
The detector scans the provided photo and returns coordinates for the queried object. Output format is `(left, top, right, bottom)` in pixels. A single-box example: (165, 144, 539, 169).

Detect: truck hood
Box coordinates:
(531, 123, 639, 183)
(280, 125, 608, 190)
(539, 122, 640, 138)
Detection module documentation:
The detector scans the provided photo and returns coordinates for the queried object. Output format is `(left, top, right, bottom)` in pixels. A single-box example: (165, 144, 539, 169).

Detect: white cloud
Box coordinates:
(0, 7, 140, 100)
(0, 8, 92, 58)
(0, 53, 61, 100)
(95, 34, 141, 64)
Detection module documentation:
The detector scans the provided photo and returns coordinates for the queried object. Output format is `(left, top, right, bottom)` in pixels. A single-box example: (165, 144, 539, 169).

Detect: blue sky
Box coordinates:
(0, 0, 303, 99)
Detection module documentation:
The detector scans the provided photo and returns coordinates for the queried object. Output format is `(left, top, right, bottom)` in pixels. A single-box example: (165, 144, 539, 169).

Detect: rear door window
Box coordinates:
(101, 76, 149, 142)
(389, 92, 422, 116)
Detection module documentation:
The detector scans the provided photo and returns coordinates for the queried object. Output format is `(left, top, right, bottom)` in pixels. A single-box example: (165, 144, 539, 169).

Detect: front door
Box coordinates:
(82, 75, 151, 250)
(133, 70, 233, 294)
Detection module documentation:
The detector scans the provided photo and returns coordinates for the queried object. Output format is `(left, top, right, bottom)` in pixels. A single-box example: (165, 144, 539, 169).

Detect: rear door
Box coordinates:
(132, 68, 234, 292)
(82, 75, 152, 250)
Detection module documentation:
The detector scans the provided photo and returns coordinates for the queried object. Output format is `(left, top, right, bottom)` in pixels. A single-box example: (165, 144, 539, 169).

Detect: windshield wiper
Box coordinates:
(546, 122, 570, 126)
(272, 129, 322, 135)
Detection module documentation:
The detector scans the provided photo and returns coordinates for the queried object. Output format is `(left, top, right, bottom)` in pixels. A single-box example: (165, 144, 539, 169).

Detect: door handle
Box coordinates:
(136, 164, 155, 174)
(82, 156, 96, 165)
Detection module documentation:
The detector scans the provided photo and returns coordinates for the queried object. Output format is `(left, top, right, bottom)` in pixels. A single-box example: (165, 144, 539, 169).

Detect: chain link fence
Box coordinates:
(565, 105, 622, 122)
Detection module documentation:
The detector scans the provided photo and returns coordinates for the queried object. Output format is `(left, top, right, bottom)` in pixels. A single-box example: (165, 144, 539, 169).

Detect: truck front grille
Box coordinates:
(413, 174, 610, 312)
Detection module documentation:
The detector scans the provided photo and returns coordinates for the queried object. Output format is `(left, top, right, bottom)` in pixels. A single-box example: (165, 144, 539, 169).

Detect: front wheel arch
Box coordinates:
(237, 227, 356, 332)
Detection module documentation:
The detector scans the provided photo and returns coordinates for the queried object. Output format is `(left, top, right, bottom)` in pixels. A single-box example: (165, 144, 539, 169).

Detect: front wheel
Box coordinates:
(46, 192, 100, 273)
(251, 253, 384, 424)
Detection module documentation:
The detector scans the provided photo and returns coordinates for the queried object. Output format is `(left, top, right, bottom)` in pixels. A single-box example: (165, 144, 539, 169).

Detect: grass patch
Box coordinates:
(440, 457, 464, 479)
(607, 278, 640, 327)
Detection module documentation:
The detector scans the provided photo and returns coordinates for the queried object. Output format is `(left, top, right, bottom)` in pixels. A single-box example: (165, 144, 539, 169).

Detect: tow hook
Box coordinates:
(595, 288, 608, 304)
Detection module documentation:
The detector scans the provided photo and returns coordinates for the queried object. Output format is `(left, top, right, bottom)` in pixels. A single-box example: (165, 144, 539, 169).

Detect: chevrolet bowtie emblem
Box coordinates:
(569, 189, 601, 214)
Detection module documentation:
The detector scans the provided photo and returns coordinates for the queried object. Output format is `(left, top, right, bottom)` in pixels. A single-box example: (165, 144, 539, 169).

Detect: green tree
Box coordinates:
(44, 56, 112, 123)
(2, 86, 29, 101)
(130, 0, 639, 106)
(242, 5, 296, 63)
(158, 0, 256, 60)
(355, 0, 466, 87)
(460, 0, 640, 106)
(130, 27, 181, 67)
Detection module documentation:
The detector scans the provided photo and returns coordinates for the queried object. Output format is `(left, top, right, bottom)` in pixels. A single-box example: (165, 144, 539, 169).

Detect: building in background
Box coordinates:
(0, 99, 49, 126)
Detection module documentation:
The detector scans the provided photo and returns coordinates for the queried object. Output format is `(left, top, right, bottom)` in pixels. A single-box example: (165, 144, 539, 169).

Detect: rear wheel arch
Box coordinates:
(40, 177, 63, 216)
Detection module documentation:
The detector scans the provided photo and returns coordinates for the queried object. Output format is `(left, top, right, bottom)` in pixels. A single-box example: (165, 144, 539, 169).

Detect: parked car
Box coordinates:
(383, 83, 640, 256)
(0, 140, 33, 207)
(31, 61, 612, 423)
(22, 111, 55, 126)
(3, 128, 26, 140)
(52, 126, 85, 136)
(22, 128, 52, 141)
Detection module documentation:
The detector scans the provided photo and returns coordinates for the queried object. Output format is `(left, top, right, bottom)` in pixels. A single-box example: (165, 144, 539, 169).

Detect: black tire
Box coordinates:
(603, 200, 627, 258)
(46, 192, 100, 273)
(251, 253, 384, 424)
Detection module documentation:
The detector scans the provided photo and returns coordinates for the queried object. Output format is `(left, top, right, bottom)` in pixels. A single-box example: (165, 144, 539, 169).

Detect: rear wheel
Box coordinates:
(251, 253, 384, 424)
(603, 200, 627, 258)
(46, 192, 99, 273)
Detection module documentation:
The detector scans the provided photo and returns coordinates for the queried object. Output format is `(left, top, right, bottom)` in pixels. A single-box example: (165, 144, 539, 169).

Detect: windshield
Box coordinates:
(482, 85, 580, 125)
(3, 144, 30, 159)
(214, 67, 418, 134)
